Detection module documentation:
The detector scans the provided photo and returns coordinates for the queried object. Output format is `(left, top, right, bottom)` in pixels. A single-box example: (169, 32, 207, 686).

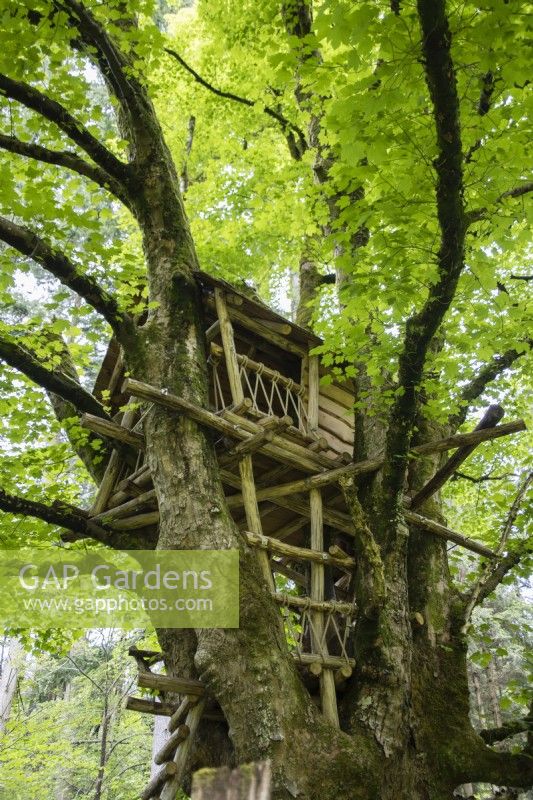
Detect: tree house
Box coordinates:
(80, 271, 513, 793)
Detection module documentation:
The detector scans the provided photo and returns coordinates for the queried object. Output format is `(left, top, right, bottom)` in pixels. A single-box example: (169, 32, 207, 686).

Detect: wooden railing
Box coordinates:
(210, 343, 310, 434)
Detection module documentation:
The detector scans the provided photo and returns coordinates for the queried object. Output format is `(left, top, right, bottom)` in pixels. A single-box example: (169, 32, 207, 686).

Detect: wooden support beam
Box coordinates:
(225, 419, 526, 506)
(205, 319, 221, 343)
(293, 652, 355, 669)
(273, 592, 354, 615)
(109, 511, 160, 530)
(168, 695, 199, 733)
(244, 531, 355, 569)
(221, 415, 292, 464)
(81, 413, 145, 449)
(123, 378, 327, 473)
(160, 698, 207, 800)
(126, 697, 177, 716)
(334, 665, 353, 687)
(92, 489, 157, 522)
(221, 408, 331, 471)
(141, 762, 178, 800)
(108, 464, 152, 508)
(137, 672, 205, 697)
(409, 405, 505, 509)
(307, 355, 320, 435)
(89, 404, 138, 515)
(154, 724, 190, 765)
(310, 486, 339, 727)
(403, 510, 496, 558)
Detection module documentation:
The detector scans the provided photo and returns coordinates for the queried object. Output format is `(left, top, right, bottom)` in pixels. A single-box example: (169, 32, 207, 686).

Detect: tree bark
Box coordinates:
(0, 638, 22, 733)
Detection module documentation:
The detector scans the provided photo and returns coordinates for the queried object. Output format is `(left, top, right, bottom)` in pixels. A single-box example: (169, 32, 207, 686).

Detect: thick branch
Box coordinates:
(0, 216, 132, 340)
(0, 332, 110, 420)
(468, 745, 533, 789)
(480, 717, 532, 745)
(0, 487, 94, 538)
(382, 0, 465, 510)
(0, 132, 131, 208)
(0, 487, 152, 549)
(0, 72, 129, 183)
(165, 47, 307, 160)
(451, 345, 531, 429)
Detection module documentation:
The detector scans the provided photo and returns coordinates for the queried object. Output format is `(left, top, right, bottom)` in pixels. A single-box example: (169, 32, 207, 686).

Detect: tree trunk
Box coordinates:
(0, 638, 22, 733)
(93, 701, 110, 800)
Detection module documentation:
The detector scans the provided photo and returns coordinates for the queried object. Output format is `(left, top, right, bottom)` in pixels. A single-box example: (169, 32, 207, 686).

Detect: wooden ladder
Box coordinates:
(141, 695, 206, 800)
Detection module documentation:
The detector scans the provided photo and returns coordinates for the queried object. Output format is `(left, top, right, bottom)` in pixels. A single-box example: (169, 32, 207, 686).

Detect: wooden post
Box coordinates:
(90, 404, 138, 515)
(307, 355, 320, 436)
(159, 698, 207, 800)
(307, 351, 339, 727)
(215, 288, 275, 591)
(191, 761, 271, 800)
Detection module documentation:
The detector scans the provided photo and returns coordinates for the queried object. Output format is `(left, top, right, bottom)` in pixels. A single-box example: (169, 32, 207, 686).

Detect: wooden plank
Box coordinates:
(126, 697, 177, 716)
(293, 652, 355, 669)
(137, 672, 205, 697)
(403, 511, 496, 558)
(310, 486, 339, 727)
(80, 413, 145, 449)
(168, 695, 199, 733)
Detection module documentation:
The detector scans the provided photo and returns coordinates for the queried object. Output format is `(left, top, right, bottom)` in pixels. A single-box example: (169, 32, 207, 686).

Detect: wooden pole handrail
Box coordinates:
(244, 531, 355, 569)
(211, 342, 306, 396)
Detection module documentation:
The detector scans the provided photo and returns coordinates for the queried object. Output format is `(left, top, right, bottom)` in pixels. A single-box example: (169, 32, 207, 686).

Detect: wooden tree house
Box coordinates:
(78, 271, 524, 799)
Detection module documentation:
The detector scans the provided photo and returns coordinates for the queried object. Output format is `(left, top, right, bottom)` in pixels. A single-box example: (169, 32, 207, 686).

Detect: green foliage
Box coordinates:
(0, 633, 153, 800)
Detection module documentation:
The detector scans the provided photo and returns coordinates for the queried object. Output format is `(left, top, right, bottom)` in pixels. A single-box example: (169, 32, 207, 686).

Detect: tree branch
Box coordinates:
(463, 472, 532, 626)
(468, 746, 533, 790)
(451, 344, 531, 429)
(0, 487, 95, 538)
(382, 0, 465, 510)
(165, 47, 308, 160)
(53, 0, 142, 133)
(466, 182, 533, 226)
(0, 132, 132, 208)
(0, 487, 153, 549)
(0, 72, 130, 184)
(480, 717, 532, 745)
(0, 332, 110, 419)
(0, 216, 133, 340)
